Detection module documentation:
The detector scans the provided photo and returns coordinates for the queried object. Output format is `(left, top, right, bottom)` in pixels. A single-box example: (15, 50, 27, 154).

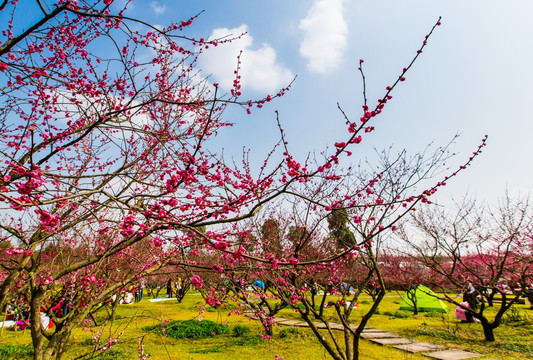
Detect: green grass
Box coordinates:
(0, 345, 33, 360)
(1, 291, 531, 359)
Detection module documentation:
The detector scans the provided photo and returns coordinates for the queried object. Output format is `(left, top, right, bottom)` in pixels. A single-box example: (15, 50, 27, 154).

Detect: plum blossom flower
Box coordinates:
(212, 264, 224, 274)
(288, 257, 299, 265)
(191, 275, 204, 289)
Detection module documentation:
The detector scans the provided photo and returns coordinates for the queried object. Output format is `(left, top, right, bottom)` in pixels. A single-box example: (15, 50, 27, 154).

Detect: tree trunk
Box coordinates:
(30, 290, 45, 360)
(109, 295, 120, 321)
(301, 313, 344, 360)
(318, 290, 327, 319)
(407, 290, 418, 315)
(344, 324, 352, 360)
(352, 334, 360, 360)
(480, 318, 495, 341)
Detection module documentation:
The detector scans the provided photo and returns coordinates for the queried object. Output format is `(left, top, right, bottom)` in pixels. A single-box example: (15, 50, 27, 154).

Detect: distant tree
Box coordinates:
(328, 208, 356, 248)
(260, 219, 284, 256)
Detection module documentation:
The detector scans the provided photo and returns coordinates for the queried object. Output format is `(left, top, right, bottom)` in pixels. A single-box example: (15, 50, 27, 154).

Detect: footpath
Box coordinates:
(244, 314, 500, 360)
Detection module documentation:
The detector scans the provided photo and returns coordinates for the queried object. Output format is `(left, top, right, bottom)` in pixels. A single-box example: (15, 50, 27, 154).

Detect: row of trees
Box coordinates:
(187, 193, 531, 359)
(1, 1, 523, 360)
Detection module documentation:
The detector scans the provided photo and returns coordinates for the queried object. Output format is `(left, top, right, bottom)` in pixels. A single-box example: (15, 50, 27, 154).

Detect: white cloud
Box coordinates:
(199, 25, 294, 93)
(299, 0, 348, 74)
(150, 1, 166, 15)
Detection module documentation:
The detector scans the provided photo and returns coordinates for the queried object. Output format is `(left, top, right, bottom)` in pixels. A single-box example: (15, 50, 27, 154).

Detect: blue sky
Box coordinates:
(9, 0, 533, 205)
(117, 0, 533, 204)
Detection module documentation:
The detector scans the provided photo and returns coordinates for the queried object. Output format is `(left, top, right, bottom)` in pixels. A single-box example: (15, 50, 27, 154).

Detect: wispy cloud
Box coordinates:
(150, 1, 166, 15)
(299, 0, 348, 74)
(199, 25, 294, 93)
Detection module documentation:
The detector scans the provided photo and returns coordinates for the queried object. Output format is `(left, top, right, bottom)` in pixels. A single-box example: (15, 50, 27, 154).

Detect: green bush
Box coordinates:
(143, 319, 229, 340)
(279, 327, 300, 338)
(232, 324, 251, 337)
(0, 345, 33, 360)
(233, 336, 264, 346)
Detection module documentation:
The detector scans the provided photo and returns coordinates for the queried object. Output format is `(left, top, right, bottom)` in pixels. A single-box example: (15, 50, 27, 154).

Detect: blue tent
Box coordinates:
(253, 280, 265, 289)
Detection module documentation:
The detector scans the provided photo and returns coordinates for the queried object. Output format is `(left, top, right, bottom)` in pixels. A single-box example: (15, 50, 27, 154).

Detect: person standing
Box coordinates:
(464, 282, 477, 310)
(166, 278, 173, 298)
(460, 282, 477, 322)
(137, 280, 145, 302)
(176, 277, 182, 298)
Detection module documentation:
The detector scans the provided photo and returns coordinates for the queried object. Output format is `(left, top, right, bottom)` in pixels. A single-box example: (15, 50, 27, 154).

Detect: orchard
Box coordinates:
(0, 1, 531, 360)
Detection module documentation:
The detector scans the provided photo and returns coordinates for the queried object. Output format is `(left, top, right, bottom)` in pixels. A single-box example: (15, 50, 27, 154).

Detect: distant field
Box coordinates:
(1, 291, 531, 360)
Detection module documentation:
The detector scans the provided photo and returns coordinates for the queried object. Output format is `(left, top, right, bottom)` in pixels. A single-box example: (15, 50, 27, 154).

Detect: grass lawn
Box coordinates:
(1, 291, 531, 359)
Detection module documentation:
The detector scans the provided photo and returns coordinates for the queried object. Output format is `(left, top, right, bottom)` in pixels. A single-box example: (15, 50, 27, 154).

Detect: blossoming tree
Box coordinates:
(0, 0, 293, 358)
(400, 195, 533, 341)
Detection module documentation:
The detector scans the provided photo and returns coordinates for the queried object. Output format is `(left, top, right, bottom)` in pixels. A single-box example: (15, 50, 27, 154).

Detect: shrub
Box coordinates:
(279, 327, 300, 339)
(232, 324, 251, 337)
(143, 319, 230, 340)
